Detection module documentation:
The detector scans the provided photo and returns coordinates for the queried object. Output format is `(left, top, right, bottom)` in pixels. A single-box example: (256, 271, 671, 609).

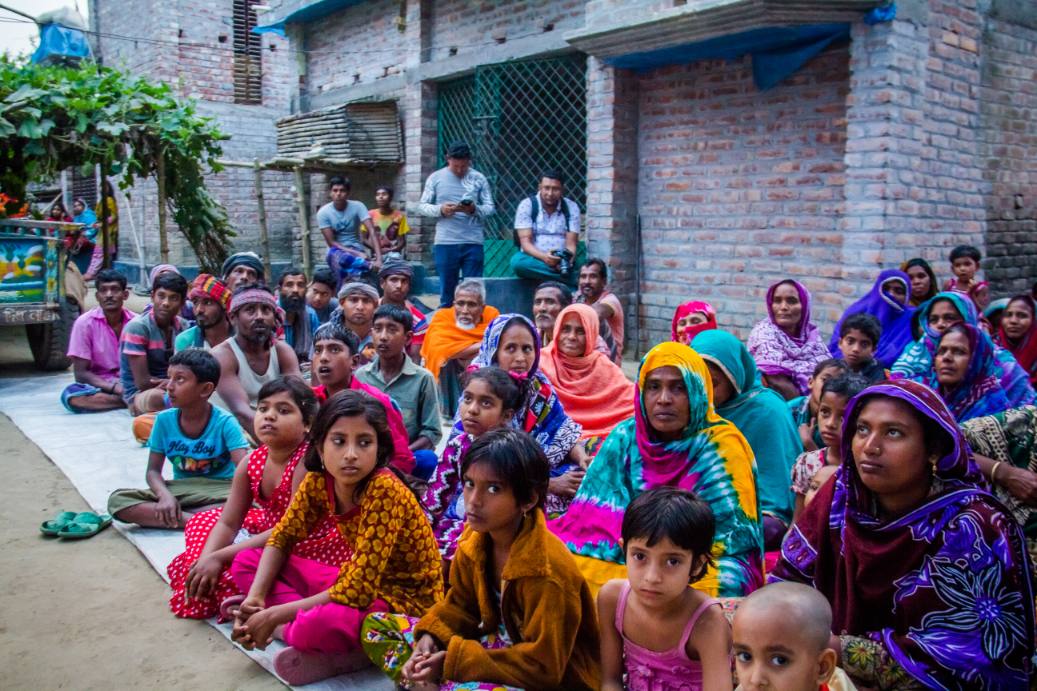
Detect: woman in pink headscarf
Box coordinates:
(671, 300, 718, 345)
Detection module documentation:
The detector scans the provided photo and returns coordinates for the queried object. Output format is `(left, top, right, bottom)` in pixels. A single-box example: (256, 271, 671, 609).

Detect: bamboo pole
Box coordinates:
(293, 166, 311, 277)
(253, 159, 272, 280)
(156, 150, 169, 264)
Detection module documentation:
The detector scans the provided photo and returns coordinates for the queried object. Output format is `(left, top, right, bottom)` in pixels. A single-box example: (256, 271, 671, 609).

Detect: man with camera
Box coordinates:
(509, 169, 581, 286)
(415, 141, 495, 307)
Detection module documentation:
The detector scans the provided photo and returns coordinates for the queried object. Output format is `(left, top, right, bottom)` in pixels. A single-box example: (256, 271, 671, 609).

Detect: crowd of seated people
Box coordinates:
(59, 224, 1037, 689)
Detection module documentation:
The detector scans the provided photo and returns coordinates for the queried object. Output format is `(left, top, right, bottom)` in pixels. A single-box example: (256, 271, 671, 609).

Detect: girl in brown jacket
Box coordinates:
(361, 427, 600, 690)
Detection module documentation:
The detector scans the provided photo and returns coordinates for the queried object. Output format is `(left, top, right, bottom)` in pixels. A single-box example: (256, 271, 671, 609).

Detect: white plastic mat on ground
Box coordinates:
(0, 373, 392, 691)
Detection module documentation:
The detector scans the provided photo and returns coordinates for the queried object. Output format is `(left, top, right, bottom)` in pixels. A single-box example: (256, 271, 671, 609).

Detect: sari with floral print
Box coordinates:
(771, 380, 1034, 689)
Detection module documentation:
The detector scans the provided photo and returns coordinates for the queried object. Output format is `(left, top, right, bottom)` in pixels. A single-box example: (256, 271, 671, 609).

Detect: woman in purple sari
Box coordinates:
(829, 269, 915, 368)
(747, 279, 832, 399)
(771, 379, 1034, 689)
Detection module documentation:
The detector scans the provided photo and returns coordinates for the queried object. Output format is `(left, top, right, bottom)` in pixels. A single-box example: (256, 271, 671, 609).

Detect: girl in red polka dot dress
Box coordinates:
(167, 376, 353, 619)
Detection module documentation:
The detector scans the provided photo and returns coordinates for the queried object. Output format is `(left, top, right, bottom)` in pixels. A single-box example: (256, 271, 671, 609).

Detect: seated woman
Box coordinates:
(915, 323, 1011, 422)
(901, 257, 938, 307)
(692, 329, 802, 550)
(747, 280, 831, 399)
(671, 300, 718, 345)
(828, 269, 915, 368)
(540, 304, 635, 456)
(962, 405, 1037, 578)
(550, 342, 763, 598)
(771, 380, 1034, 689)
(995, 294, 1037, 386)
(892, 292, 1035, 407)
(453, 313, 588, 515)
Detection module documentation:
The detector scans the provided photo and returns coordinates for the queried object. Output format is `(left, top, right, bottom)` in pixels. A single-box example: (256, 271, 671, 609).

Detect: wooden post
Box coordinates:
(253, 159, 272, 280)
(293, 166, 312, 277)
(156, 149, 169, 264)
(99, 180, 110, 270)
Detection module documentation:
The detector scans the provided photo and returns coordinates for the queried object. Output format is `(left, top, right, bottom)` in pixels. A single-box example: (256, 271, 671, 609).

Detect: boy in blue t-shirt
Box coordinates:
(108, 348, 249, 529)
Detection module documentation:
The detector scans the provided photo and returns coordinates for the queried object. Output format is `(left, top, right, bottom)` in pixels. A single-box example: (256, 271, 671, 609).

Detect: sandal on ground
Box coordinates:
(40, 510, 79, 536)
(57, 512, 112, 540)
(274, 646, 371, 686)
(219, 594, 246, 623)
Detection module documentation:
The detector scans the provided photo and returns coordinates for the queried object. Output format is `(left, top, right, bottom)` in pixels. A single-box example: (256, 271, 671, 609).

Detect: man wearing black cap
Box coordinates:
(416, 140, 495, 307)
(221, 251, 266, 292)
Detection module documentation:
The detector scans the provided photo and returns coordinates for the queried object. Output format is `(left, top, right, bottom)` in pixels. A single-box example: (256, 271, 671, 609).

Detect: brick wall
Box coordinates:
(980, 15, 1037, 296)
(427, 0, 584, 63)
(304, 0, 408, 99)
(91, 0, 295, 275)
(635, 45, 851, 346)
(585, 57, 640, 355)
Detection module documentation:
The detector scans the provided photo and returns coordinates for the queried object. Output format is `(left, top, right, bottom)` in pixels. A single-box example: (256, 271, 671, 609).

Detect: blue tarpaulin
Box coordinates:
(604, 23, 851, 90)
(253, 0, 368, 37)
(31, 22, 92, 64)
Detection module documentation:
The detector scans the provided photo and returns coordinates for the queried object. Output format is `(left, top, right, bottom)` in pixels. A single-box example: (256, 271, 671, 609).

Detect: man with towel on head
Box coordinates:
(378, 258, 429, 360)
(330, 281, 379, 365)
(211, 284, 301, 438)
(175, 274, 233, 351)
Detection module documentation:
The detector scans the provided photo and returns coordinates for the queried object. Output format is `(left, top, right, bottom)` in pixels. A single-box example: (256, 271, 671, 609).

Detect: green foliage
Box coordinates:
(0, 56, 234, 271)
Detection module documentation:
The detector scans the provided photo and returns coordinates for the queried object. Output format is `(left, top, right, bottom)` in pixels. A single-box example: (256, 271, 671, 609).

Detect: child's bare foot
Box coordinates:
(273, 646, 370, 685)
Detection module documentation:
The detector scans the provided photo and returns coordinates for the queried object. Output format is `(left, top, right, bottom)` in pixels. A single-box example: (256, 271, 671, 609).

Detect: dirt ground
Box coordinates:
(0, 324, 283, 690)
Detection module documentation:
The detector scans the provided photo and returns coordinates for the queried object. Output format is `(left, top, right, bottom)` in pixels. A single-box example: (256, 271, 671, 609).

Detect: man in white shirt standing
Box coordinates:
(415, 141, 495, 307)
(510, 169, 581, 285)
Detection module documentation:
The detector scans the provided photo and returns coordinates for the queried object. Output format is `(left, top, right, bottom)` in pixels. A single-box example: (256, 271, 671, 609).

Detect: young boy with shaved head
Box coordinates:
(733, 582, 851, 691)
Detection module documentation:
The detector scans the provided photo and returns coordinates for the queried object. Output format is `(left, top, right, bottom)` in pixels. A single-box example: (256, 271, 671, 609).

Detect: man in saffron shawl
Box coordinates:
(420, 279, 499, 418)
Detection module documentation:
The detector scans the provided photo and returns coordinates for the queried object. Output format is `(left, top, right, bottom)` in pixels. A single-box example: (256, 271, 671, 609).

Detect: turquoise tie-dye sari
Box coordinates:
(549, 342, 764, 597)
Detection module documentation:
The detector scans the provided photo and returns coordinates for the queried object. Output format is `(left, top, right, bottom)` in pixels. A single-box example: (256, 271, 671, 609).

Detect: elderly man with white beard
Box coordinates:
(419, 279, 499, 417)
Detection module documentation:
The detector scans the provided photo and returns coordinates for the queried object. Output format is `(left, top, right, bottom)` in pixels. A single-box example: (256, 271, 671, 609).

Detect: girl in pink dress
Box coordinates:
(598, 487, 733, 691)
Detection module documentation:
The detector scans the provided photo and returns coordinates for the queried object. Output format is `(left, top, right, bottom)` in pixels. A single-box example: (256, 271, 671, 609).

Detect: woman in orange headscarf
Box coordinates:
(541, 304, 635, 449)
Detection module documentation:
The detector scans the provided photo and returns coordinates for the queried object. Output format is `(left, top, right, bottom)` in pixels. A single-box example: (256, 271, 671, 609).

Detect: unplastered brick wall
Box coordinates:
(585, 58, 640, 355)
(91, 0, 296, 269)
(635, 45, 850, 346)
(427, 0, 584, 62)
(304, 0, 408, 99)
(980, 16, 1037, 296)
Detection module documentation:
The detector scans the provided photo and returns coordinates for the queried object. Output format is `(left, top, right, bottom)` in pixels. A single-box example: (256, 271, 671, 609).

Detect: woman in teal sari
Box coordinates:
(549, 342, 763, 598)
(692, 329, 802, 550)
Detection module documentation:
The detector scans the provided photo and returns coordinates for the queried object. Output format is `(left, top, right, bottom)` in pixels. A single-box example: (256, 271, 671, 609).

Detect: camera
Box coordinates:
(459, 196, 474, 207)
(552, 249, 573, 275)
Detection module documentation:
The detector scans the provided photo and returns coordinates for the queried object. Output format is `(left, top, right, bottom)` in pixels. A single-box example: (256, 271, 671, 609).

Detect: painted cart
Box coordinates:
(0, 218, 81, 370)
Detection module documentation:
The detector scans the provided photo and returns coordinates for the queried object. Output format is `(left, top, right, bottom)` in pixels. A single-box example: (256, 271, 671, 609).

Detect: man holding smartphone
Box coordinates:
(415, 141, 495, 307)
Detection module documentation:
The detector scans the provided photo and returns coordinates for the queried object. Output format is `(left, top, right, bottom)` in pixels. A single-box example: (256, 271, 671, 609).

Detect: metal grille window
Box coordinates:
(437, 55, 587, 277)
(233, 0, 262, 105)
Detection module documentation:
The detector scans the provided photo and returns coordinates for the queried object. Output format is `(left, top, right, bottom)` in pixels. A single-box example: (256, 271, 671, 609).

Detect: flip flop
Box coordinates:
(57, 512, 112, 540)
(219, 594, 246, 623)
(40, 510, 79, 536)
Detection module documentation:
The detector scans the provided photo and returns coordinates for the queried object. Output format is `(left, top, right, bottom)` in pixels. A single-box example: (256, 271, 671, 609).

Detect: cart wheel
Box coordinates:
(26, 297, 80, 371)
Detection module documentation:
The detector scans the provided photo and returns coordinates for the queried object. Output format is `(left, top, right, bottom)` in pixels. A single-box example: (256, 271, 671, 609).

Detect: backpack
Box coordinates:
(513, 194, 572, 247)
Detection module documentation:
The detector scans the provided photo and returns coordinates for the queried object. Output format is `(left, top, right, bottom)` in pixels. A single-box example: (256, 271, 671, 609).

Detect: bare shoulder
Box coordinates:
(687, 596, 732, 652)
(211, 341, 236, 369)
(598, 578, 624, 607)
(274, 341, 302, 373)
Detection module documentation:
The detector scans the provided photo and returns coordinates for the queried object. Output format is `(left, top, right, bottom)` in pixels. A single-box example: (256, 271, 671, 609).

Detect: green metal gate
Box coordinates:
(436, 54, 587, 277)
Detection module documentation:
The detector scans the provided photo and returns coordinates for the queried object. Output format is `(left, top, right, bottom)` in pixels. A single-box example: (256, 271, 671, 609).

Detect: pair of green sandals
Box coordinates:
(40, 510, 112, 539)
